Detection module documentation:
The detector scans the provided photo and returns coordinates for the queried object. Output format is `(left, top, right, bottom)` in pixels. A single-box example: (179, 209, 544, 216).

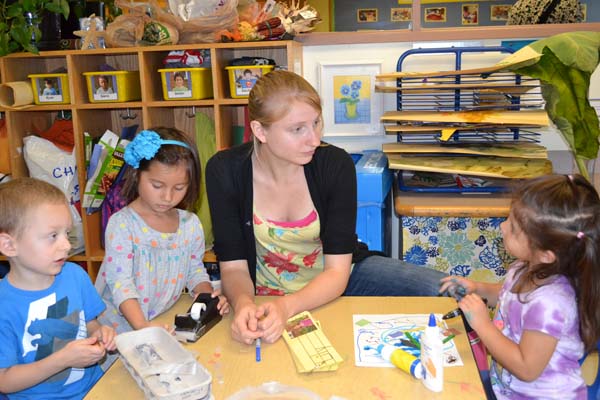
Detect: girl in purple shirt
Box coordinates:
(440, 174, 600, 399)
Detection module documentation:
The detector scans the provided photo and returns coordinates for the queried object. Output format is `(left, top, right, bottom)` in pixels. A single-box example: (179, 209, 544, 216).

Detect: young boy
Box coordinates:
(0, 178, 116, 399)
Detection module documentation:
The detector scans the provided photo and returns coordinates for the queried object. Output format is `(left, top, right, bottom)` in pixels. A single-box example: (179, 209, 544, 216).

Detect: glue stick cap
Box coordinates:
(428, 313, 436, 327)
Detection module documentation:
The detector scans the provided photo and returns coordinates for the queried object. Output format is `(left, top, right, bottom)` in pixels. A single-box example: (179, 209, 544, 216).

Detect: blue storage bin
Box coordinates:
(354, 151, 393, 254)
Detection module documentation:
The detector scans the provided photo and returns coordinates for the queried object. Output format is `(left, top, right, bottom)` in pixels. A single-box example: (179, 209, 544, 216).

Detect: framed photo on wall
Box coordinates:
(490, 5, 511, 21)
(461, 4, 479, 25)
(424, 7, 446, 22)
(391, 7, 412, 22)
(317, 61, 383, 136)
(357, 8, 378, 23)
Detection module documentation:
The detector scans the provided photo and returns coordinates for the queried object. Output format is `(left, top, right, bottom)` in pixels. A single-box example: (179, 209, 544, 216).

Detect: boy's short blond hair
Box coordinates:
(0, 177, 67, 237)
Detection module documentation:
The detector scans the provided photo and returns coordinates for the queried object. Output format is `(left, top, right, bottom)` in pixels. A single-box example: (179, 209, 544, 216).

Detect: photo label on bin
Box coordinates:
(167, 71, 193, 99)
(37, 77, 64, 103)
(235, 68, 262, 96)
(93, 75, 118, 101)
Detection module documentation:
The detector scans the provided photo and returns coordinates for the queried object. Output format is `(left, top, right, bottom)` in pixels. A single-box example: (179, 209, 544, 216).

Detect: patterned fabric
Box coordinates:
(402, 216, 514, 283)
(95, 207, 210, 333)
(490, 264, 586, 399)
(255, 209, 324, 296)
(507, 0, 583, 24)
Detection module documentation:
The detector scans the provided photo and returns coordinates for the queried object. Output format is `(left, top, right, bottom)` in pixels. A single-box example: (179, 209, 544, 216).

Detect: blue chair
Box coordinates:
(580, 341, 600, 400)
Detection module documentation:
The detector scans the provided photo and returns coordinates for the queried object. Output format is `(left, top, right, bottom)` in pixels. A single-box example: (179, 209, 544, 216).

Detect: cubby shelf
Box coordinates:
(0, 40, 302, 281)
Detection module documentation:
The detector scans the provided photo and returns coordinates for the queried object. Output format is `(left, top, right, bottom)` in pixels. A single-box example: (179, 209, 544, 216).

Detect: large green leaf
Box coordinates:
(506, 32, 600, 179)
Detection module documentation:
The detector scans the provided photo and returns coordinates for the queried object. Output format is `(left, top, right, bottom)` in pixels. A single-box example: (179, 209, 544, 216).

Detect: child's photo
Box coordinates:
(93, 75, 117, 101)
(234, 68, 261, 96)
(38, 77, 63, 102)
(490, 5, 511, 21)
(424, 7, 446, 22)
(462, 4, 479, 25)
(357, 8, 378, 23)
(391, 7, 412, 22)
(167, 71, 192, 99)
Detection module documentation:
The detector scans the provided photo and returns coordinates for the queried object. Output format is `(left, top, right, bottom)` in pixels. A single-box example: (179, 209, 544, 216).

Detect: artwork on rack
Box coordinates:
(424, 7, 446, 22)
(490, 4, 511, 21)
(581, 4, 587, 21)
(461, 4, 479, 25)
(357, 8, 378, 23)
(391, 7, 412, 22)
(318, 61, 383, 136)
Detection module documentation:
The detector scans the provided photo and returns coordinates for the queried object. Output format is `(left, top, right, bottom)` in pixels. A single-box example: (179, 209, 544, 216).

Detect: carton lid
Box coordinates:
(355, 150, 389, 175)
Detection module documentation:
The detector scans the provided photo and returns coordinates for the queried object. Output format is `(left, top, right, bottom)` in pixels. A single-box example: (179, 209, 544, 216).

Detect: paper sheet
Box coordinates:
(353, 314, 463, 368)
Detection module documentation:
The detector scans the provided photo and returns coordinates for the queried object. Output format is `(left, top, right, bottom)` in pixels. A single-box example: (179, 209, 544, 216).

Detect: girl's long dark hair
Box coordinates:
(510, 174, 600, 351)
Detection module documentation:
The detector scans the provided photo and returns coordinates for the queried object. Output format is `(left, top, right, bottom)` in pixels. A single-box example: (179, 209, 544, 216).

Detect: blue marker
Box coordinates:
(255, 338, 261, 362)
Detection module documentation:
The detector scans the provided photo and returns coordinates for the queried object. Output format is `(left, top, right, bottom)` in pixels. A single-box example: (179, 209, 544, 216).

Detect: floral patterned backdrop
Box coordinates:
(401, 216, 515, 283)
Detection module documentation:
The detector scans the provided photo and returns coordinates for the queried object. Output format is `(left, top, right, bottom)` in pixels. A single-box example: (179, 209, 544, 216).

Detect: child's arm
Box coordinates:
(87, 319, 117, 351)
(459, 294, 558, 381)
(439, 276, 502, 306)
(0, 337, 105, 393)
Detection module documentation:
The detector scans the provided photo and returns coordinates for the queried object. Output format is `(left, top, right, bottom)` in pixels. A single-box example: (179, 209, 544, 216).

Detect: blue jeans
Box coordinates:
(343, 255, 448, 296)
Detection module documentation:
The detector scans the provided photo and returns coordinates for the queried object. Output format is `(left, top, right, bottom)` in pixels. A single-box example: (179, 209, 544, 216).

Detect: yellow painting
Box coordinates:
(333, 75, 372, 124)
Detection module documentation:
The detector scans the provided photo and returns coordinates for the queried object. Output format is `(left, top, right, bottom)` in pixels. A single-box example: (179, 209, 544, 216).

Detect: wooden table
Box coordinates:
(86, 296, 486, 399)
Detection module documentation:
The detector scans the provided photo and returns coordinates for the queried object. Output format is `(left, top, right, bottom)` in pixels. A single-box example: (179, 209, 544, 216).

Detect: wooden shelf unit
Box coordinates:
(0, 41, 302, 280)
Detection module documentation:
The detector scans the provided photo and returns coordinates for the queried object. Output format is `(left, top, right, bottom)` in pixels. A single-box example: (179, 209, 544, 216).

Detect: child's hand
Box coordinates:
(91, 325, 117, 352)
(147, 321, 175, 334)
(439, 276, 476, 300)
(211, 290, 230, 315)
(60, 337, 106, 368)
(458, 293, 490, 331)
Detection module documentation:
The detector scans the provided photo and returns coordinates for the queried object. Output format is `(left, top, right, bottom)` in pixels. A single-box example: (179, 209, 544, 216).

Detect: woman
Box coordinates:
(206, 70, 446, 345)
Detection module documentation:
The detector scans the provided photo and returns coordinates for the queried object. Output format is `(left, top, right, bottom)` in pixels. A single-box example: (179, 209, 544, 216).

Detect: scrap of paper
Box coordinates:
(353, 314, 463, 368)
(282, 311, 343, 373)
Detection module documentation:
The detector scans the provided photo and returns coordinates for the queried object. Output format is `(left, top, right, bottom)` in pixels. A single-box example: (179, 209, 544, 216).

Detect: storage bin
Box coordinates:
(226, 65, 274, 98)
(28, 73, 70, 104)
(355, 151, 392, 202)
(158, 67, 213, 100)
(116, 327, 212, 400)
(83, 71, 141, 103)
(357, 195, 391, 254)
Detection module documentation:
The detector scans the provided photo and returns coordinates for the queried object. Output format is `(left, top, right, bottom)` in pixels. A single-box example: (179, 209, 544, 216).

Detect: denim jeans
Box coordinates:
(343, 255, 448, 296)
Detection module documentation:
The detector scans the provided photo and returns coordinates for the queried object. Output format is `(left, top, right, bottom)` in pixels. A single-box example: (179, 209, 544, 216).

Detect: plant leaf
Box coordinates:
(6, 3, 24, 18)
(526, 31, 600, 73)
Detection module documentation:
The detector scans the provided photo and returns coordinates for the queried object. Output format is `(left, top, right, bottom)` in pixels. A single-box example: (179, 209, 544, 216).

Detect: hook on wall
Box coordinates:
(120, 108, 137, 120)
(186, 106, 197, 118)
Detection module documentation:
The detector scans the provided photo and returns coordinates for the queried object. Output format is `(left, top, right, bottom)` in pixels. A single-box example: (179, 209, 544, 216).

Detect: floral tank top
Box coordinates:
(254, 208, 323, 296)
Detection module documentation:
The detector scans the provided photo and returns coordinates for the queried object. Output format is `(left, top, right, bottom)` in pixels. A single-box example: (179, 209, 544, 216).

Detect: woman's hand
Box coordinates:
(458, 293, 490, 331)
(230, 301, 262, 344)
(256, 298, 290, 344)
(439, 276, 477, 300)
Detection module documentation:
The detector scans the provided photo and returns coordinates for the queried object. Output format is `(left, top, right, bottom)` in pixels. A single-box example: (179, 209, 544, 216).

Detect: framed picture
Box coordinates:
(424, 7, 446, 23)
(318, 61, 383, 136)
(461, 4, 479, 25)
(391, 7, 412, 22)
(357, 8, 378, 23)
(490, 5, 511, 21)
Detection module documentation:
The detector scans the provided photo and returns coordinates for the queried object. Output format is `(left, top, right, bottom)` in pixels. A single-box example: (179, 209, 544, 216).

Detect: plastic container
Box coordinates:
(116, 327, 212, 400)
(158, 68, 213, 100)
(83, 71, 141, 103)
(420, 313, 444, 392)
(226, 381, 320, 400)
(28, 73, 70, 104)
(225, 65, 274, 98)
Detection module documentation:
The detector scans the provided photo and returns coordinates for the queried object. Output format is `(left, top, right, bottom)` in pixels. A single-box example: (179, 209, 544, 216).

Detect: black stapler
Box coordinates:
(174, 293, 222, 343)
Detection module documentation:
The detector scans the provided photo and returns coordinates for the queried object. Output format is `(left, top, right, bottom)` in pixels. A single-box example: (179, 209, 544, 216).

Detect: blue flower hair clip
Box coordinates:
(124, 130, 191, 169)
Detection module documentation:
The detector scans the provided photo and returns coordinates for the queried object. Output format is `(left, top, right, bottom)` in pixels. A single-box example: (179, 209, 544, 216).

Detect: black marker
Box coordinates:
(442, 308, 462, 320)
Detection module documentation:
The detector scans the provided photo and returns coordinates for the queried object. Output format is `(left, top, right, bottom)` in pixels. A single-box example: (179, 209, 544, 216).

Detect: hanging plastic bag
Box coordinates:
(23, 135, 85, 255)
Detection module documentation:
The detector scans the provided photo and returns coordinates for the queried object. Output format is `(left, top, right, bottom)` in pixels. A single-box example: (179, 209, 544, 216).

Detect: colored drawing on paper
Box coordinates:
(353, 314, 463, 367)
(332, 75, 372, 125)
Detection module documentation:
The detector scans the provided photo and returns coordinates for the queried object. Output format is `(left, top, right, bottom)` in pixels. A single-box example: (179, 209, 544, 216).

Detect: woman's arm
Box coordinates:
(257, 253, 351, 343)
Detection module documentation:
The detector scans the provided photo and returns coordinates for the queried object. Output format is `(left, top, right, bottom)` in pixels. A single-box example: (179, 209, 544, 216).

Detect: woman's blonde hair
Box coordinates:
(248, 70, 322, 129)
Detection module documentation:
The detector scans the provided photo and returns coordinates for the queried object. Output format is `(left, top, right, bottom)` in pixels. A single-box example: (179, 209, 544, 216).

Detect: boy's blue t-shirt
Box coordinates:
(0, 262, 106, 399)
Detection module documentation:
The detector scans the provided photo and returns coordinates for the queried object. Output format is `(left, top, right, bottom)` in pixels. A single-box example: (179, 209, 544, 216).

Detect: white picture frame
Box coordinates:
(317, 60, 383, 137)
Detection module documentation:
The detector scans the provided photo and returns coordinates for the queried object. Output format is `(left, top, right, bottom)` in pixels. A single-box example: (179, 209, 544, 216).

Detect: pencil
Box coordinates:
(405, 331, 421, 350)
(442, 334, 456, 344)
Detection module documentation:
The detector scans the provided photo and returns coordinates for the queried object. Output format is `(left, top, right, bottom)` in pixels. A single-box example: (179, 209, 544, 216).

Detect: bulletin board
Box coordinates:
(333, 0, 597, 31)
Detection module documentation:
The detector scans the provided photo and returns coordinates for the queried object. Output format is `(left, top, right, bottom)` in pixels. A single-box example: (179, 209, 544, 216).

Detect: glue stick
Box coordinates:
(420, 313, 444, 392)
(375, 344, 424, 379)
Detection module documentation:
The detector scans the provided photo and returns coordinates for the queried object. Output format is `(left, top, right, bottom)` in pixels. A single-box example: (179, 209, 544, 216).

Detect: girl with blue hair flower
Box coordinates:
(95, 127, 229, 345)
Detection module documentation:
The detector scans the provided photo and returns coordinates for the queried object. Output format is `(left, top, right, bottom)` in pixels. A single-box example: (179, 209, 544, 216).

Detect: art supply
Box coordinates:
(442, 308, 462, 320)
(442, 334, 456, 344)
(420, 313, 444, 392)
(404, 331, 421, 349)
(255, 338, 261, 362)
(374, 344, 424, 379)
